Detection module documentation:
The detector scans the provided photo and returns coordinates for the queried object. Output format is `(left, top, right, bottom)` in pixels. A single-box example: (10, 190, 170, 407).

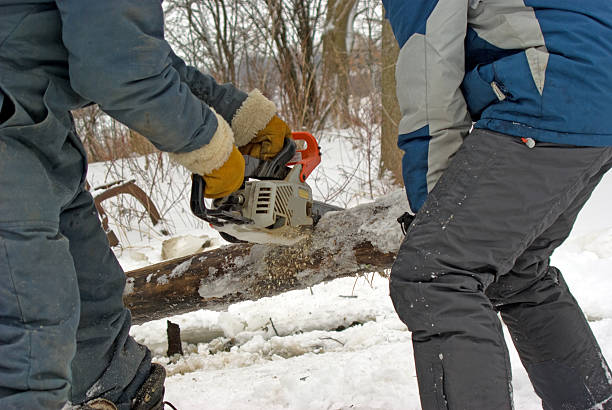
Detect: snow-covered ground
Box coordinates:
(88, 136, 612, 409)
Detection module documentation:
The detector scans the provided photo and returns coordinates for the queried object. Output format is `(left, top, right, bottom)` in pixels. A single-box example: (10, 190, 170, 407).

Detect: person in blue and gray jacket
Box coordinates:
(0, 1, 290, 409)
(383, 0, 612, 409)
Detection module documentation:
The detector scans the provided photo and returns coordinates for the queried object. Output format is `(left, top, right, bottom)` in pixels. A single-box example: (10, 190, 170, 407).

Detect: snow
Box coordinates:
(123, 277, 135, 296)
(132, 236, 612, 410)
(132, 276, 422, 409)
(171, 257, 193, 278)
(135, 272, 612, 410)
(85, 135, 612, 409)
(162, 235, 215, 260)
(553, 172, 612, 322)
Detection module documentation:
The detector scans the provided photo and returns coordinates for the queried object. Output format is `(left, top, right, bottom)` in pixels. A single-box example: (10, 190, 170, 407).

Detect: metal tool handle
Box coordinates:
(189, 174, 207, 219)
(189, 174, 250, 226)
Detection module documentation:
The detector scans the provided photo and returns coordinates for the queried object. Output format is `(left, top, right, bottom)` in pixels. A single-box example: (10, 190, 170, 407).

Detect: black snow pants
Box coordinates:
(390, 129, 612, 410)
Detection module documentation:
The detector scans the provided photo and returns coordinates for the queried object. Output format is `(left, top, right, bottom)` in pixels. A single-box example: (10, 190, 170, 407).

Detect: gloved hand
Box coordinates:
(397, 212, 415, 235)
(239, 115, 291, 160)
(169, 108, 245, 199)
(202, 145, 245, 198)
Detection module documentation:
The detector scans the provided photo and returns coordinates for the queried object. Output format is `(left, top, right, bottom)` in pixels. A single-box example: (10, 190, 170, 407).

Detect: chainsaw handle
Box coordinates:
(244, 137, 296, 180)
(288, 131, 321, 182)
(190, 174, 251, 226)
(190, 174, 208, 219)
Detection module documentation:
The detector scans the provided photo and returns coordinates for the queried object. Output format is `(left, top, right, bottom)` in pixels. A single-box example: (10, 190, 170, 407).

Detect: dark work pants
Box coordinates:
(390, 129, 612, 410)
(0, 130, 150, 409)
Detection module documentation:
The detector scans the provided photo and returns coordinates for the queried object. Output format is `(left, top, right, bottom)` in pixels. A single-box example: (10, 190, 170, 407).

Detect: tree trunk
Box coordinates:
(322, 0, 357, 126)
(124, 190, 409, 324)
(380, 15, 403, 185)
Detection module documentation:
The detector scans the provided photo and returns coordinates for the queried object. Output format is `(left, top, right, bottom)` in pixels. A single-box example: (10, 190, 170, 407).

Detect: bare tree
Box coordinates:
(380, 16, 403, 184)
(164, 0, 248, 84)
(322, 0, 358, 125)
(244, 0, 331, 131)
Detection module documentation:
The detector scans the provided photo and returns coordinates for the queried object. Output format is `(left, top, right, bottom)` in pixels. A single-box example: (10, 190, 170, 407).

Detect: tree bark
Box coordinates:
(322, 0, 357, 126)
(380, 14, 403, 185)
(124, 190, 409, 324)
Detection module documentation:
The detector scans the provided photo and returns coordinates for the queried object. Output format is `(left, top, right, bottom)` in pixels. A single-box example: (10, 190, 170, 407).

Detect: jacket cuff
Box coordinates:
(231, 89, 277, 147)
(169, 110, 234, 175)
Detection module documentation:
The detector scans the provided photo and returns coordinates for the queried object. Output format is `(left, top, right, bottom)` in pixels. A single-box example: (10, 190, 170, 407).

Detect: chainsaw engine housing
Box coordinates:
(214, 166, 314, 245)
(242, 168, 313, 229)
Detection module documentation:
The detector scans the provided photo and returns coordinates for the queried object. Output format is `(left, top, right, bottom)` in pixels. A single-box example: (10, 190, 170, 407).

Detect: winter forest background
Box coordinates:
(76, 2, 612, 409)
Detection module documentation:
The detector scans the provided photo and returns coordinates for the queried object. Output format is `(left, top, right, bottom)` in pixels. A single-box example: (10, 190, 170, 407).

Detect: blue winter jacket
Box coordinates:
(383, 0, 612, 212)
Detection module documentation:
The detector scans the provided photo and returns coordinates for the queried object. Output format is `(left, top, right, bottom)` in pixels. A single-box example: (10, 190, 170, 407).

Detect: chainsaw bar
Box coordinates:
(311, 200, 343, 225)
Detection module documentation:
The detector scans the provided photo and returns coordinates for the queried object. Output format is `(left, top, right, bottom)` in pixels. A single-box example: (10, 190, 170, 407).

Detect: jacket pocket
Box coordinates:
(463, 63, 503, 118)
(463, 59, 520, 120)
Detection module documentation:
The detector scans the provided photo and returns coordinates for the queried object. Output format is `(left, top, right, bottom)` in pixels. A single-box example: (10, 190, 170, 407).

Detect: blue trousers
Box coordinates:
(0, 129, 150, 409)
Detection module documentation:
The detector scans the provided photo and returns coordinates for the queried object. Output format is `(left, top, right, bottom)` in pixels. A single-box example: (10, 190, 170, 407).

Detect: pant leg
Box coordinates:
(390, 129, 612, 410)
(61, 188, 151, 408)
(0, 126, 151, 409)
(0, 134, 83, 409)
(488, 162, 612, 410)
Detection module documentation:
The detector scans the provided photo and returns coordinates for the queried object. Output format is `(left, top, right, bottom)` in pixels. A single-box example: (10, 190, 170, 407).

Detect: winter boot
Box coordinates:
(80, 398, 118, 409)
(80, 363, 167, 410)
(131, 363, 166, 410)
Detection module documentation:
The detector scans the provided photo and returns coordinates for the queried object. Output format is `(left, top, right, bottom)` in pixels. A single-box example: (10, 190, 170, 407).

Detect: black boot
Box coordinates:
(80, 398, 118, 409)
(131, 363, 166, 410)
(80, 363, 169, 410)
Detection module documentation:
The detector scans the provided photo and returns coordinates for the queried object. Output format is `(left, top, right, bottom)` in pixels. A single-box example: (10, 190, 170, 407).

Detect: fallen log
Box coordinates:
(124, 190, 409, 324)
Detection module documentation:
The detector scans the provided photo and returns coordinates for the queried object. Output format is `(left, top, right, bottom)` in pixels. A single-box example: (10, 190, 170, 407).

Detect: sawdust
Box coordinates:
(217, 224, 311, 246)
(251, 238, 316, 299)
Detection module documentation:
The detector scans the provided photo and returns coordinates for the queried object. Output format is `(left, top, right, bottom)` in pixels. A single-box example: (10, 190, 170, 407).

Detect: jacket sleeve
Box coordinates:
(168, 53, 247, 128)
(55, 0, 223, 156)
(383, 0, 472, 213)
(169, 54, 277, 147)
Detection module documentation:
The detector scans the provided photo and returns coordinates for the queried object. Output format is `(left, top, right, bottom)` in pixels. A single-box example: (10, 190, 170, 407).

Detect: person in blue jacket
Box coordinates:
(383, 0, 612, 408)
(0, 0, 290, 409)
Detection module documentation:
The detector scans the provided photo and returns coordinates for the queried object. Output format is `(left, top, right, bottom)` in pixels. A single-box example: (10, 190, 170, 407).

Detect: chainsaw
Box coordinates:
(190, 132, 342, 245)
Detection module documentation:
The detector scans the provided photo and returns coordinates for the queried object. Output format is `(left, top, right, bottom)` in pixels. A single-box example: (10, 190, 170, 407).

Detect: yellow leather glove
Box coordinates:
(202, 145, 245, 199)
(239, 115, 291, 160)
